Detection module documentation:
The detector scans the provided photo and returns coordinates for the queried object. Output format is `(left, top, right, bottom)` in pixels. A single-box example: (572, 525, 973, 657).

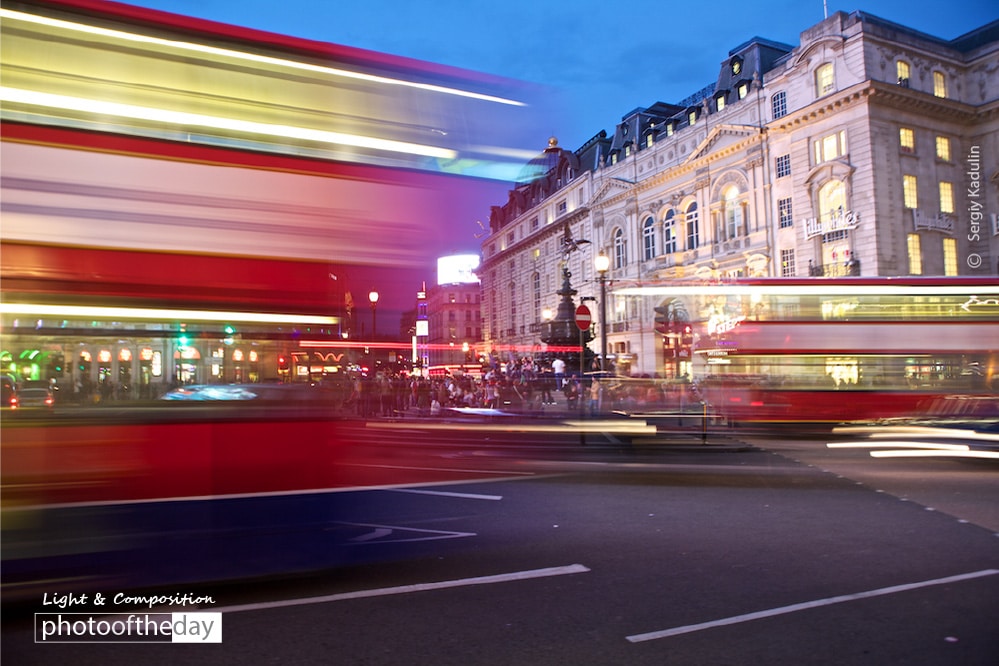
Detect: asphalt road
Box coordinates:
(4, 425, 998, 665)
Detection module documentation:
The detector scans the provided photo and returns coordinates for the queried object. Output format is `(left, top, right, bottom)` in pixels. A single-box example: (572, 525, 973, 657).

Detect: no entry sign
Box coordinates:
(575, 304, 592, 331)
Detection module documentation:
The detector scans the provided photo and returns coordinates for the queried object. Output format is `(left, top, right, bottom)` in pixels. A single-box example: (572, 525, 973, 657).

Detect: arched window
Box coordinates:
(613, 228, 627, 269)
(684, 202, 700, 250)
(818, 180, 849, 269)
(663, 210, 677, 254)
(642, 216, 656, 261)
(815, 63, 835, 97)
(723, 186, 743, 240)
(771, 91, 787, 120)
(819, 180, 846, 224)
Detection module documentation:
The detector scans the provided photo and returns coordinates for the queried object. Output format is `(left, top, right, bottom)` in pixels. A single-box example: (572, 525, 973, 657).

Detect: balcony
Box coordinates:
(808, 258, 860, 277)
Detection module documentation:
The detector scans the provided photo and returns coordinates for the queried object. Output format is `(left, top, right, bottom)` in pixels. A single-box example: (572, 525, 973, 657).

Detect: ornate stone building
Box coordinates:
(480, 11, 999, 377)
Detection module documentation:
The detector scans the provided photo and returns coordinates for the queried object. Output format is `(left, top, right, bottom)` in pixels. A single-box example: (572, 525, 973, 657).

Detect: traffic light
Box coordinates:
(50, 353, 64, 376)
(681, 325, 694, 348)
(277, 355, 289, 371)
(223, 325, 236, 345)
(178, 334, 191, 348)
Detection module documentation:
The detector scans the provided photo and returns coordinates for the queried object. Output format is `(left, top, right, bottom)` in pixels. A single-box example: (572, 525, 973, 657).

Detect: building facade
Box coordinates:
(479, 11, 999, 378)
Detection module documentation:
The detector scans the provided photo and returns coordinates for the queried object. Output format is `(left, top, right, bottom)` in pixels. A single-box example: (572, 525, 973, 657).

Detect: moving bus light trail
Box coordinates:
(1, 304, 337, 326)
(0, 8, 528, 107)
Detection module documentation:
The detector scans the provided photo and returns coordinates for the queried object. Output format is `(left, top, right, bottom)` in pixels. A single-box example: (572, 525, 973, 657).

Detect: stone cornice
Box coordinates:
(865, 80, 981, 122)
(770, 83, 873, 132)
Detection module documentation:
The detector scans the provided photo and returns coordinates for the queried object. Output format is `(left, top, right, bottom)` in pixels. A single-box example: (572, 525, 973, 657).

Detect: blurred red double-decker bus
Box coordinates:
(1, 0, 549, 596)
(681, 277, 999, 423)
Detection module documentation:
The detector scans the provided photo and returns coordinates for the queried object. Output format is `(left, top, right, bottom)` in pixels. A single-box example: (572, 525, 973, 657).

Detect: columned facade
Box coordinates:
(480, 11, 998, 377)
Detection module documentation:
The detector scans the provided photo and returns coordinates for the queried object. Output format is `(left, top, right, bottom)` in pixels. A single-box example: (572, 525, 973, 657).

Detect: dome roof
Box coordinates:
(515, 136, 561, 185)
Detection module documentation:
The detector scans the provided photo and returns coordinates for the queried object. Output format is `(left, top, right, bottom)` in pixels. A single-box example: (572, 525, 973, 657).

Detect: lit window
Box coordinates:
(775, 154, 791, 178)
(933, 71, 947, 98)
(642, 216, 657, 261)
(935, 136, 951, 161)
(737, 83, 748, 99)
(685, 201, 700, 249)
(939, 182, 954, 214)
(716, 94, 726, 111)
(772, 91, 787, 120)
(778, 197, 793, 228)
(943, 238, 958, 276)
(815, 63, 835, 96)
(663, 210, 677, 254)
(896, 60, 910, 85)
(688, 109, 697, 126)
(723, 186, 742, 239)
(907, 233, 922, 274)
(781, 248, 796, 277)
(903, 174, 918, 209)
(665, 122, 674, 137)
(646, 133, 654, 148)
(899, 128, 915, 153)
(819, 180, 846, 227)
(613, 228, 626, 269)
(814, 130, 847, 163)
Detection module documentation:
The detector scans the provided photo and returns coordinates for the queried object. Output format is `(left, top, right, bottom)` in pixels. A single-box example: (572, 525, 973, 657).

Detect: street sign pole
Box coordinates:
(574, 304, 591, 432)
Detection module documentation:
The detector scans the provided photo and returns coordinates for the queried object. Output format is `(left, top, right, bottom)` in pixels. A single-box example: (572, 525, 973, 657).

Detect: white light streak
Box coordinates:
(1, 303, 336, 325)
(0, 87, 457, 159)
(614, 283, 999, 298)
(827, 442, 971, 451)
(869, 450, 999, 460)
(1, 9, 525, 107)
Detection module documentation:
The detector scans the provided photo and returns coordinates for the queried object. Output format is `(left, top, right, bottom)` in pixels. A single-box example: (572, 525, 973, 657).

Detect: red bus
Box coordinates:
(688, 278, 999, 422)
(1, 0, 545, 596)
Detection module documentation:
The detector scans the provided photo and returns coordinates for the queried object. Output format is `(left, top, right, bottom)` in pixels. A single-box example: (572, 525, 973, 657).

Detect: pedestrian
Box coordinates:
(552, 357, 566, 390)
(589, 376, 602, 415)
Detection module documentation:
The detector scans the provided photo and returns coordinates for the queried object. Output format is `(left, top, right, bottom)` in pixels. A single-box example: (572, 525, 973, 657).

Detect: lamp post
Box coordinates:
(368, 290, 379, 338)
(594, 251, 610, 373)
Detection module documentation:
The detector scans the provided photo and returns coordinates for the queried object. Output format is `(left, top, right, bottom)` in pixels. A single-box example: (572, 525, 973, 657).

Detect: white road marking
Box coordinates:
(626, 569, 999, 643)
(339, 521, 475, 543)
(388, 488, 503, 500)
(214, 564, 591, 614)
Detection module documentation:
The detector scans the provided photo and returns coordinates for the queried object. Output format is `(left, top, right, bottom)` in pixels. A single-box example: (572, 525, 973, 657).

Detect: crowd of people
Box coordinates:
(344, 357, 699, 418)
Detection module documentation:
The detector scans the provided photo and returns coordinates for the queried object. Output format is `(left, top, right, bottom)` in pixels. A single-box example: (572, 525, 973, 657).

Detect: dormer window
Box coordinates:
(715, 92, 727, 111)
(665, 121, 674, 137)
(730, 56, 743, 76)
(815, 63, 835, 97)
(687, 108, 698, 126)
(737, 82, 749, 99)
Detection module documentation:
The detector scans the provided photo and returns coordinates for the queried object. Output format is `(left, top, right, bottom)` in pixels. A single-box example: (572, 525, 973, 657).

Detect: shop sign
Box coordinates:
(802, 209, 860, 239)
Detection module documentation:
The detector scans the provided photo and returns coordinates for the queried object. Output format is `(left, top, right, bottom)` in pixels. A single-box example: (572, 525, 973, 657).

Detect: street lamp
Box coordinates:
(594, 251, 610, 373)
(368, 290, 379, 338)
